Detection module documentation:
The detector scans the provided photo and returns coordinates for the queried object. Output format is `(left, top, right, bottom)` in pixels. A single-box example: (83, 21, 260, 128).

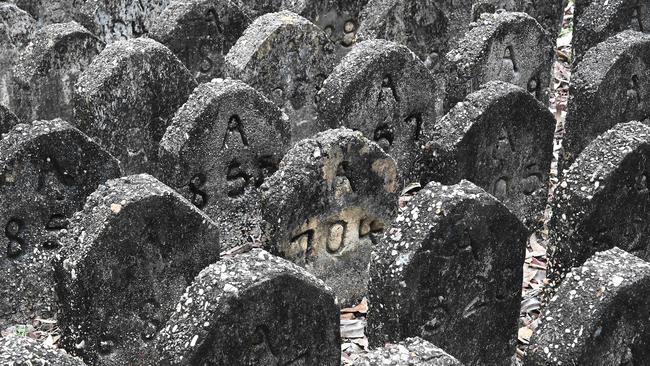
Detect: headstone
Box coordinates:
(54, 174, 221, 365)
(549, 121, 650, 286)
(573, 0, 649, 64)
(0, 336, 86, 365)
(156, 249, 340, 365)
(12, 0, 76, 25)
(149, 0, 249, 83)
(224, 10, 337, 142)
(526, 247, 650, 366)
(421, 81, 555, 228)
(73, 37, 197, 175)
(0, 119, 121, 330)
(159, 78, 291, 250)
(317, 39, 437, 184)
(517, 0, 565, 40)
(0, 104, 20, 134)
(562, 30, 650, 170)
(261, 128, 398, 306)
(10, 21, 103, 123)
(445, 11, 553, 112)
(353, 337, 463, 366)
(367, 180, 528, 366)
(0, 3, 35, 107)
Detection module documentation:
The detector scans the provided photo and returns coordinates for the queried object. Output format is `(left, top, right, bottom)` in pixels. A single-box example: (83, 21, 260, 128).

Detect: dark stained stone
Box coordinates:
(54, 174, 220, 366)
(421, 81, 555, 228)
(10, 21, 103, 122)
(0, 3, 35, 108)
(261, 128, 398, 306)
(0, 119, 121, 330)
(0, 104, 20, 134)
(549, 121, 650, 286)
(526, 247, 650, 366)
(353, 337, 463, 365)
(156, 249, 340, 366)
(73, 37, 197, 175)
(149, 0, 249, 83)
(0, 336, 87, 365)
(562, 30, 650, 171)
(367, 180, 528, 366)
(159, 78, 291, 250)
(224, 10, 337, 142)
(317, 39, 437, 184)
(445, 11, 553, 112)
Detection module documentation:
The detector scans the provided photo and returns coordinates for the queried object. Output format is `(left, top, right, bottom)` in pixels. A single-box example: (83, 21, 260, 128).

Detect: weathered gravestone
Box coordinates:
(367, 180, 528, 366)
(354, 337, 463, 366)
(445, 11, 553, 112)
(549, 121, 650, 286)
(0, 104, 20, 134)
(159, 78, 290, 250)
(0, 119, 121, 330)
(54, 174, 220, 365)
(317, 39, 436, 184)
(526, 247, 650, 366)
(0, 3, 35, 107)
(261, 128, 398, 306)
(10, 21, 103, 123)
(562, 31, 650, 170)
(0, 336, 86, 365)
(573, 0, 649, 64)
(11, 0, 77, 25)
(156, 249, 340, 365)
(74, 37, 197, 175)
(420, 81, 555, 228)
(224, 10, 337, 142)
(149, 0, 249, 83)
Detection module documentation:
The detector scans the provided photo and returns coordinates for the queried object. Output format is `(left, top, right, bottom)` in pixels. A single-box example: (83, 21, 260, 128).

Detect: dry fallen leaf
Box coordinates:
(518, 327, 533, 344)
(340, 298, 368, 314)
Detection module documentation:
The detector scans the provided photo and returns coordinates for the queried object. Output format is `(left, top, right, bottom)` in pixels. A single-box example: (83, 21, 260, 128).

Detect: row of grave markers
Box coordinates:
(0, 0, 649, 365)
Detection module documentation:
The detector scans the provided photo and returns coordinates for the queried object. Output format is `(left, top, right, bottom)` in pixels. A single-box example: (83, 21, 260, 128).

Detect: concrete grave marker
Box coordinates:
(0, 3, 35, 107)
(354, 337, 463, 366)
(0, 336, 86, 365)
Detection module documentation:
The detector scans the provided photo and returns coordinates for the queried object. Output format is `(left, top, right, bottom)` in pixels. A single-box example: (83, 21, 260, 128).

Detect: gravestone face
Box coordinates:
(445, 11, 553, 112)
(282, 0, 370, 58)
(0, 104, 19, 134)
(0, 3, 35, 107)
(317, 39, 436, 184)
(156, 249, 340, 366)
(261, 128, 398, 306)
(526, 247, 650, 366)
(149, 1, 249, 83)
(421, 81, 555, 228)
(73, 37, 197, 175)
(224, 11, 337, 142)
(159, 79, 291, 250)
(368, 180, 528, 366)
(573, 0, 649, 64)
(562, 31, 650, 170)
(0, 119, 121, 330)
(0, 336, 87, 365)
(549, 121, 650, 286)
(354, 337, 463, 366)
(10, 22, 103, 123)
(54, 174, 220, 366)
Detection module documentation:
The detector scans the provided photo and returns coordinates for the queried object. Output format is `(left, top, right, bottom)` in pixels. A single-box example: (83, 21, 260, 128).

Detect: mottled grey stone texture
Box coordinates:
(445, 11, 553, 112)
(573, 0, 648, 64)
(0, 103, 20, 134)
(367, 180, 527, 366)
(156, 249, 340, 366)
(9, 21, 103, 123)
(149, 0, 249, 83)
(54, 174, 220, 366)
(261, 128, 398, 306)
(354, 337, 463, 365)
(225, 11, 337, 142)
(317, 39, 436, 184)
(159, 78, 290, 250)
(73, 37, 197, 175)
(562, 31, 650, 171)
(0, 119, 121, 330)
(0, 3, 35, 108)
(549, 121, 650, 286)
(526, 247, 650, 366)
(421, 81, 554, 228)
(0, 336, 86, 365)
